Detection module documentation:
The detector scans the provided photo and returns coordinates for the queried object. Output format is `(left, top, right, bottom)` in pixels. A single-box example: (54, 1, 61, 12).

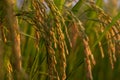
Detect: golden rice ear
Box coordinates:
(45, 0, 67, 79)
(63, 7, 95, 80)
(95, 28, 104, 58)
(32, 0, 60, 79)
(32, 0, 70, 79)
(87, 0, 120, 69)
(0, 23, 7, 43)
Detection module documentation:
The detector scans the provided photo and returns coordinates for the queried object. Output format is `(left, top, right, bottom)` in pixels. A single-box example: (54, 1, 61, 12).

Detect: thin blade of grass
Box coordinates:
(54, 0, 65, 11)
(72, 0, 83, 15)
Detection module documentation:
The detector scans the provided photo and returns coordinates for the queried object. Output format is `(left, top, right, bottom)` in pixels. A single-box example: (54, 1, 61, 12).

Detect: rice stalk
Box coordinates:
(65, 9, 95, 80)
(45, 0, 70, 80)
(32, 0, 60, 79)
(87, 0, 120, 68)
(1, 0, 23, 79)
(83, 38, 93, 80)
(95, 28, 104, 58)
(46, 30, 60, 80)
(34, 30, 40, 51)
(68, 22, 79, 48)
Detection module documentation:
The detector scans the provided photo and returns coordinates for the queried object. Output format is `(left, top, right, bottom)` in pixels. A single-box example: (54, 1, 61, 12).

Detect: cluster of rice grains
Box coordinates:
(32, 0, 95, 80)
(65, 8, 96, 80)
(20, 0, 120, 80)
(32, 0, 70, 80)
(88, 1, 120, 69)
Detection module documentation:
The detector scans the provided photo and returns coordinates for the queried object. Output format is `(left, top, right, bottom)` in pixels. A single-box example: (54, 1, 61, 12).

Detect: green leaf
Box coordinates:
(72, 0, 83, 15)
(54, 0, 65, 11)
